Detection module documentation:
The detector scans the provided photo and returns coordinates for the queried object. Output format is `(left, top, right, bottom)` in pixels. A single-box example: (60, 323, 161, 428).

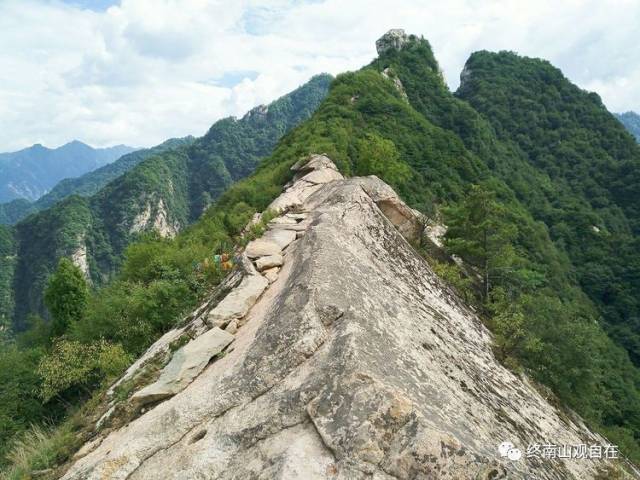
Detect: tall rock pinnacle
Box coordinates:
(376, 29, 410, 54)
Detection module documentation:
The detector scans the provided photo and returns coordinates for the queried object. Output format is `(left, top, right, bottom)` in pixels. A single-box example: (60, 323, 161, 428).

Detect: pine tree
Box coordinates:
(443, 185, 518, 300)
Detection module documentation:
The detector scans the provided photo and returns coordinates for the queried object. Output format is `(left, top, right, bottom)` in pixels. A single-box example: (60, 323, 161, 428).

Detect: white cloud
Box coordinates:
(0, 0, 639, 151)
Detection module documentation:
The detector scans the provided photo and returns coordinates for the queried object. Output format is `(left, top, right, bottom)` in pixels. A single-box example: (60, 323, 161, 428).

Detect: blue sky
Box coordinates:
(59, 0, 118, 10)
(1, 0, 639, 151)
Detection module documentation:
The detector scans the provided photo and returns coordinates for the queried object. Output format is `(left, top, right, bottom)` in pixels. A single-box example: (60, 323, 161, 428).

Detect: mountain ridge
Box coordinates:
(0, 138, 195, 225)
(0, 141, 135, 203)
(5, 74, 333, 329)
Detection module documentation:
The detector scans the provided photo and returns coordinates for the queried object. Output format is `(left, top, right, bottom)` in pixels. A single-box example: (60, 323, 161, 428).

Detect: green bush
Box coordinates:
(38, 339, 130, 402)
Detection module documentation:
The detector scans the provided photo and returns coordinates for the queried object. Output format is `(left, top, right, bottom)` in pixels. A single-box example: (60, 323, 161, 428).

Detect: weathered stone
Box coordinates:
(375, 28, 409, 54)
(268, 216, 297, 226)
(262, 228, 296, 250)
(263, 267, 280, 283)
(290, 153, 336, 173)
(285, 213, 308, 220)
(131, 327, 234, 406)
(351, 176, 424, 242)
(224, 319, 238, 335)
(245, 238, 281, 258)
(207, 274, 269, 327)
(268, 222, 307, 232)
(63, 162, 627, 480)
(300, 168, 344, 185)
(255, 254, 283, 271)
(72, 436, 103, 460)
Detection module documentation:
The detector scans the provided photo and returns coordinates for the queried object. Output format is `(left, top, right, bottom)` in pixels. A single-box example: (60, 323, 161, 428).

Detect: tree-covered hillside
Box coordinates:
(0, 226, 16, 329)
(456, 51, 640, 368)
(617, 111, 640, 142)
(5, 74, 332, 329)
(0, 141, 134, 203)
(0, 138, 195, 226)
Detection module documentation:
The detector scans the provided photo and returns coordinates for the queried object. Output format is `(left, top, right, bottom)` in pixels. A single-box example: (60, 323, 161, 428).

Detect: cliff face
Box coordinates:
(62, 155, 629, 480)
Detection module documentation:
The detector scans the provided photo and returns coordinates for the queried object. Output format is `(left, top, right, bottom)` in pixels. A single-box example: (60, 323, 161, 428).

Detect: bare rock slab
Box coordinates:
(300, 168, 343, 185)
(207, 274, 269, 328)
(256, 254, 283, 271)
(131, 327, 233, 406)
(245, 238, 281, 258)
(262, 228, 296, 250)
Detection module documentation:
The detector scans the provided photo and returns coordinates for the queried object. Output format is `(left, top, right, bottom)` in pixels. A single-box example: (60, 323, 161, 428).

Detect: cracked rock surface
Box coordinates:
(62, 156, 630, 480)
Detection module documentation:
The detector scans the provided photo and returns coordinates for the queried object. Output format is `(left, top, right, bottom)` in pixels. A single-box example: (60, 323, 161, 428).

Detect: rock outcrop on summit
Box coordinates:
(62, 155, 633, 479)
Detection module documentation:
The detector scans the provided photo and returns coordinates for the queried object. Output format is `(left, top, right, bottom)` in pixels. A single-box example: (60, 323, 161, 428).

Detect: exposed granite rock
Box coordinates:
(255, 254, 283, 271)
(270, 154, 344, 212)
(299, 168, 344, 185)
(207, 274, 268, 328)
(263, 267, 280, 283)
(131, 328, 234, 406)
(245, 238, 281, 258)
(352, 176, 424, 242)
(63, 156, 633, 480)
(262, 228, 296, 250)
(376, 29, 409, 54)
(381, 67, 409, 102)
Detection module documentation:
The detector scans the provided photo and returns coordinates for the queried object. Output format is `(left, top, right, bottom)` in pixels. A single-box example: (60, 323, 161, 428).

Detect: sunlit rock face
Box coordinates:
(62, 156, 626, 480)
(375, 29, 410, 54)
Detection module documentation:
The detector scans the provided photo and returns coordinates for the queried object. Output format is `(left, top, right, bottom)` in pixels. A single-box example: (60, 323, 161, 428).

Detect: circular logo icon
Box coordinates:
(498, 441, 514, 457)
(507, 448, 522, 461)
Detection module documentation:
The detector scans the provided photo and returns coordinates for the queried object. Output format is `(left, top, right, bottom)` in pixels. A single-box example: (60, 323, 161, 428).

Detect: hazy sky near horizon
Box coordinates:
(1, 0, 639, 151)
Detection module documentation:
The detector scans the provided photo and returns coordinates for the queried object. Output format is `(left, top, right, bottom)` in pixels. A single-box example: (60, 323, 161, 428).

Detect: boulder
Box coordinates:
(290, 153, 336, 173)
(207, 274, 269, 328)
(285, 213, 308, 221)
(131, 327, 234, 406)
(262, 228, 296, 250)
(352, 176, 424, 242)
(263, 267, 280, 283)
(268, 216, 297, 226)
(255, 254, 283, 271)
(299, 168, 344, 185)
(245, 238, 281, 258)
(375, 29, 409, 54)
(268, 222, 307, 232)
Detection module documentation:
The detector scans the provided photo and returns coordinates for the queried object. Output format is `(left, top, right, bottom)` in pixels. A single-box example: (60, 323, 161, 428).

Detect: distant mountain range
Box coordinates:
(0, 138, 193, 225)
(617, 111, 640, 142)
(0, 141, 135, 203)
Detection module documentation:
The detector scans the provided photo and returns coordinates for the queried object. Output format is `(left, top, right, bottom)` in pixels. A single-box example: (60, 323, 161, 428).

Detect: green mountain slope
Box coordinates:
(7, 74, 332, 329)
(617, 111, 640, 142)
(0, 226, 16, 329)
(0, 141, 134, 203)
(0, 138, 195, 225)
(456, 51, 640, 367)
